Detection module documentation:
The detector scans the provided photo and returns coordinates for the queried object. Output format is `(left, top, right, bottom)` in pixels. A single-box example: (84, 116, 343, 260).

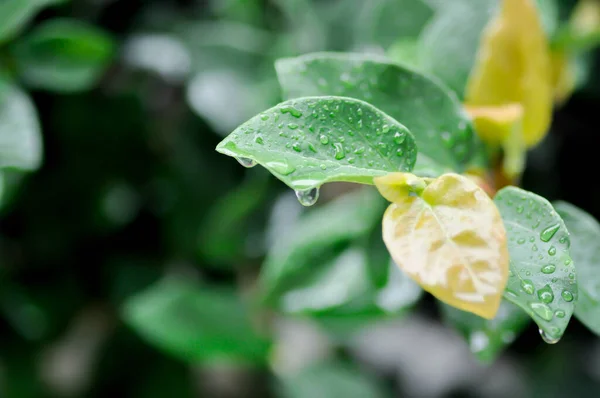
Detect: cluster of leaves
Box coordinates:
(4, 0, 600, 397)
(214, 0, 600, 363)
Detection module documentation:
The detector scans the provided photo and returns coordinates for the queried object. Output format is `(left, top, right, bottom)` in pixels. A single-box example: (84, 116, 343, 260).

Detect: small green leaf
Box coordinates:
(275, 52, 479, 177)
(278, 361, 388, 398)
(441, 300, 530, 362)
(554, 201, 600, 336)
(0, 79, 42, 170)
(0, 0, 69, 43)
(494, 186, 577, 342)
(12, 19, 115, 93)
(260, 187, 386, 303)
(418, 0, 498, 97)
(216, 96, 417, 190)
(121, 278, 270, 364)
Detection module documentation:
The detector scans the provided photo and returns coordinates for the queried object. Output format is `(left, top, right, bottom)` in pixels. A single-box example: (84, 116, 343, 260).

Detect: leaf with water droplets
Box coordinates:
(275, 52, 482, 177)
(441, 299, 530, 362)
(494, 187, 577, 341)
(554, 201, 600, 336)
(376, 172, 509, 319)
(260, 187, 387, 303)
(216, 96, 417, 191)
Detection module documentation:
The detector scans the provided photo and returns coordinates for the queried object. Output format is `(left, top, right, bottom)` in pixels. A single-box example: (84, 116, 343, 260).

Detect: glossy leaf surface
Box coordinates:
(275, 52, 478, 177)
(376, 172, 509, 319)
(217, 96, 417, 190)
(494, 187, 576, 341)
(554, 201, 600, 336)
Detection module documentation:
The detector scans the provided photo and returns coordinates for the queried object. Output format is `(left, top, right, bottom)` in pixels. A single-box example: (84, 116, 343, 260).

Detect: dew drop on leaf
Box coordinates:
(548, 246, 556, 256)
(530, 302, 553, 321)
(540, 223, 560, 242)
(236, 157, 256, 168)
(541, 264, 556, 274)
(521, 279, 535, 294)
(334, 143, 345, 160)
(537, 285, 554, 304)
(295, 187, 319, 207)
(554, 309, 566, 318)
(280, 105, 303, 118)
(319, 134, 329, 145)
(539, 328, 560, 344)
(561, 290, 574, 302)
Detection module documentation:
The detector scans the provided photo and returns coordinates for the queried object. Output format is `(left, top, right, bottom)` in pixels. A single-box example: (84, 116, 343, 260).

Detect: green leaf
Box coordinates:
(0, 0, 69, 44)
(216, 96, 417, 190)
(553, 201, 600, 336)
(259, 187, 386, 303)
(357, 0, 433, 48)
(12, 19, 115, 93)
(275, 52, 479, 177)
(199, 172, 271, 265)
(441, 299, 530, 362)
(121, 278, 270, 364)
(418, 0, 498, 97)
(278, 361, 388, 398)
(494, 186, 577, 342)
(0, 79, 42, 170)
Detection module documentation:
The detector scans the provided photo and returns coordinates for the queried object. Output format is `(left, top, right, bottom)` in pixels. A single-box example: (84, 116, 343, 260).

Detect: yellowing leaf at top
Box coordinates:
(374, 173, 509, 319)
(465, 0, 552, 148)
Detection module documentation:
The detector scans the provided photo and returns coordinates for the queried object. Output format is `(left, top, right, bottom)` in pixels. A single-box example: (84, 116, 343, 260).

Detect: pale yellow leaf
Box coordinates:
(375, 173, 509, 319)
(550, 50, 576, 106)
(465, 0, 553, 148)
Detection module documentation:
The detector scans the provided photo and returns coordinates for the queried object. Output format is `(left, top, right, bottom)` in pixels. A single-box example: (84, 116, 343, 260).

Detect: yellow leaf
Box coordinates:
(464, 103, 523, 145)
(374, 173, 509, 319)
(465, 0, 553, 148)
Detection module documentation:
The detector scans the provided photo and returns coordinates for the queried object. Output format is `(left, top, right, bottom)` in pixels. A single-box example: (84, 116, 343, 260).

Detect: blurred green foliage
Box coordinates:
(1, 0, 600, 397)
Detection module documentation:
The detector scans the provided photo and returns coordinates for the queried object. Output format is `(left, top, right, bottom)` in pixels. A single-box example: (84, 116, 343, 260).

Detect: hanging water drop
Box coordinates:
(295, 187, 319, 207)
(236, 157, 256, 168)
(539, 328, 561, 344)
(540, 223, 560, 242)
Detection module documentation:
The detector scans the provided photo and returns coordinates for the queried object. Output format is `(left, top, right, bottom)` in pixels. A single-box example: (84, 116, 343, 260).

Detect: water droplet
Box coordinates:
(382, 124, 390, 134)
(539, 328, 560, 344)
(288, 123, 299, 130)
(564, 258, 572, 265)
(517, 238, 526, 245)
(530, 303, 553, 321)
(265, 161, 295, 175)
(354, 147, 365, 155)
(554, 309, 566, 318)
(529, 236, 535, 242)
(540, 223, 560, 242)
(320, 164, 327, 170)
(295, 187, 319, 206)
(548, 246, 556, 256)
(260, 114, 269, 121)
(537, 285, 554, 303)
(319, 134, 329, 145)
(521, 279, 535, 295)
(396, 148, 404, 156)
(254, 136, 264, 145)
(541, 264, 556, 274)
(394, 131, 406, 144)
(236, 157, 256, 168)
(532, 244, 538, 252)
(334, 143, 345, 160)
(568, 273, 575, 280)
(561, 290, 574, 302)
(292, 143, 302, 152)
(308, 143, 317, 153)
(516, 205, 524, 214)
(559, 235, 568, 244)
(280, 105, 303, 118)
